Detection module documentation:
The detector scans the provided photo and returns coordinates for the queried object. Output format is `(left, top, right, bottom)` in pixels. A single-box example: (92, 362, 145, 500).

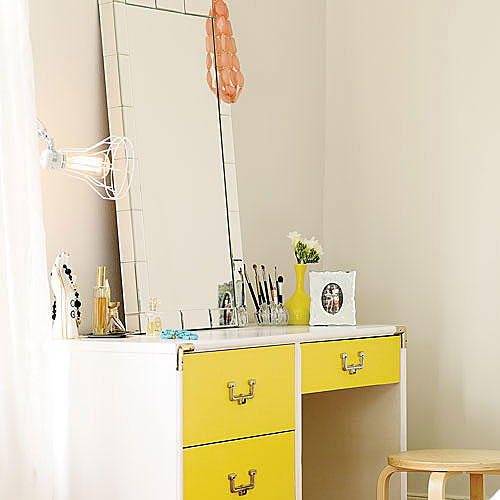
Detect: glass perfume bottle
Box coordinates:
(107, 301, 127, 334)
(146, 297, 162, 336)
(92, 266, 109, 335)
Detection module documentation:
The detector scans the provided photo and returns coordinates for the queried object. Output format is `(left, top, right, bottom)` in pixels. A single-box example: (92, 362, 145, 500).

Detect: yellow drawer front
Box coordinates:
(183, 345, 295, 447)
(302, 335, 400, 394)
(184, 432, 295, 500)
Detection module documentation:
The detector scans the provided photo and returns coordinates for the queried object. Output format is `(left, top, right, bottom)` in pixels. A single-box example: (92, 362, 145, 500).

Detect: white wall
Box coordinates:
(324, 1, 500, 497)
(231, 0, 326, 297)
(30, 0, 122, 333)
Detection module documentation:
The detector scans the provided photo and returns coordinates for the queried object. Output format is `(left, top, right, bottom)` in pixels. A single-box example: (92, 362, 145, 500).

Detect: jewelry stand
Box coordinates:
(50, 251, 80, 339)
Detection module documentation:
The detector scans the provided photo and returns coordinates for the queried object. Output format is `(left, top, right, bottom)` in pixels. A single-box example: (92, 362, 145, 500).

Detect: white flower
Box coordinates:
(289, 232, 323, 263)
(288, 231, 302, 247)
(306, 237, 320, 250)
(310, 238, 323, 256)
(304, 237, 324, 257)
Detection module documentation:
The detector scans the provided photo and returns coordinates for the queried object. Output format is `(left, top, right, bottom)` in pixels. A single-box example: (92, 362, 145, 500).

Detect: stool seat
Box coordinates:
(389, 449, 500, 472)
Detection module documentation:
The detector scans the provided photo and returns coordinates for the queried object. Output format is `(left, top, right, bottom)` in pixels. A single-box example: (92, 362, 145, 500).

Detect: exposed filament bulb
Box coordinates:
(62, 153, 111, 179)
(37, 120, 135, 201)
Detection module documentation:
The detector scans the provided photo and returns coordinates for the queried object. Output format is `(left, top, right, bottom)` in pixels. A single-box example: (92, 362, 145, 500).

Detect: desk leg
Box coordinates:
(295, 344, 303, 500)
(399, 346, 408, 500)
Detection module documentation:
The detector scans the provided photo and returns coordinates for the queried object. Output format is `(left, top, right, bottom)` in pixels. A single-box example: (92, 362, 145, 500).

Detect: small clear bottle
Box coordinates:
(92, 266, 109, 335)
(107, 301, 127, 334)
(146, 297, 162, 336)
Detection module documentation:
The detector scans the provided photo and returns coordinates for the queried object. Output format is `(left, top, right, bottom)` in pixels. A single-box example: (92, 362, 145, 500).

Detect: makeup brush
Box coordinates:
(238, 267, 245, 307)
(277, 275, 284, 305)
(268, 272, 276, 303)
(258, 278, 265, 305)
(253, 264, 263, 305)
(261, 265, 270, 305)
(275, 267, 279, 302)
(244, 265, 259, 310)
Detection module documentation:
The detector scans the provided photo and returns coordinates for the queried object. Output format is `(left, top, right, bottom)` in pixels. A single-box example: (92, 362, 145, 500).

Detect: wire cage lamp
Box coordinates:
(37, 119, 135, 201)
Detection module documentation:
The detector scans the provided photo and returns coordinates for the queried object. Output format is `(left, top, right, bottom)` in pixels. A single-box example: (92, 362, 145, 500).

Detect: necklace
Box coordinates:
(52, 264, 81, 327)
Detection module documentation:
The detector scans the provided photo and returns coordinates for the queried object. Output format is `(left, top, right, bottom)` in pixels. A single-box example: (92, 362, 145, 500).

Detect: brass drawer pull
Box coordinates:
(341, 351, 365, 375)
(227, 379, 256, 405)
(228, 469, 257, 496)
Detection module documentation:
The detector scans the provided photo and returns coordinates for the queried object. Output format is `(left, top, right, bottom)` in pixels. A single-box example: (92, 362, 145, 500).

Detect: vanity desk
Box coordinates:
(55, 324, 407, 500)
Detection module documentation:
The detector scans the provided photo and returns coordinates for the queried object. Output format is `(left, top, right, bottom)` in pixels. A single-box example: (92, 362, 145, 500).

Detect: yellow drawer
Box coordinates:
(302, 335, 400, 394)
(184, 432, 295, 500)
(183, 345, 295, 447)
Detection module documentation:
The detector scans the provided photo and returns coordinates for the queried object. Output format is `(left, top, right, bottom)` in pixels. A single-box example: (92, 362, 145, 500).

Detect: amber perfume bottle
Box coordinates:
(92, 266, 109, 335)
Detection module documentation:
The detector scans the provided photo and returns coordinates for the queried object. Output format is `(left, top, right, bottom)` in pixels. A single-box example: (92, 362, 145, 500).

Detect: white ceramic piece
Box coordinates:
(50, 251, 79, 339)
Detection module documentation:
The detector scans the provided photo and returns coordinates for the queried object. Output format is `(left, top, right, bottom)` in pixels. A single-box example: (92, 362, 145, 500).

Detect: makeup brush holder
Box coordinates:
(236, 305, 249, 326)
(255, 303, 289, 326)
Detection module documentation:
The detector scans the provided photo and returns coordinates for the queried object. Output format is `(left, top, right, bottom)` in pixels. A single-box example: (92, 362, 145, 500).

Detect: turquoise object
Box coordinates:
(160, 329, 198, 341)
(160, 329, 175, 339)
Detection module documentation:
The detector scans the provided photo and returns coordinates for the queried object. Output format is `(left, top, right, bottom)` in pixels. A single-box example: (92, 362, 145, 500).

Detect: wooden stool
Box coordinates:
(377, 449, 500, 500)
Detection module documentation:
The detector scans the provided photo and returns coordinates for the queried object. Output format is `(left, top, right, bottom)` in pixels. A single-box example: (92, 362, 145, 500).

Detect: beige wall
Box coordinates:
(30, 0, 122, 333)
(30, 1, 499, 496)
(324, 1, 500, 497)
(31, 0, 326, 327)
(231, 0, 326, 297)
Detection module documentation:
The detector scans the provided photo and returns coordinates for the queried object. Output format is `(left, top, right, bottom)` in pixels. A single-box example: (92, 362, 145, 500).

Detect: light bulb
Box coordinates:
(40, 149, 111, 179)
(37, 122, 135, 200)
(63, 153, 111, 179)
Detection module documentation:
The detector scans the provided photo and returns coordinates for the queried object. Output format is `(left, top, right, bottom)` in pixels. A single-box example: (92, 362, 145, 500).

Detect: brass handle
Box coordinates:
(228, 470, 256, 496)
(341, 351, 365, 374)
(227, 379, 256, 405)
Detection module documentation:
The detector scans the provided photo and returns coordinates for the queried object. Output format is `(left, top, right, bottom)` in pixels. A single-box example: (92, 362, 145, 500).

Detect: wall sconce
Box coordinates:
(37, 120, 135, 201)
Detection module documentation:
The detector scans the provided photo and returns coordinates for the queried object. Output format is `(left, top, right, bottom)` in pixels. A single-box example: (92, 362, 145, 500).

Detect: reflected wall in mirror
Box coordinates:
(99, 1, 244, 330)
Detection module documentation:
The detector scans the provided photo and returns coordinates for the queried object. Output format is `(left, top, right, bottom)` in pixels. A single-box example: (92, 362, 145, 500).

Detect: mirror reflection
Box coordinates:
(108, 6, 240, 330)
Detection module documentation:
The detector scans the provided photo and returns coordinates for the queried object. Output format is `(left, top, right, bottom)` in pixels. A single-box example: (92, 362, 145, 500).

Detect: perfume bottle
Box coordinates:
(146, 297, 162, 336)
(107, 301, 127, 334)
(92, 266, 109, 335)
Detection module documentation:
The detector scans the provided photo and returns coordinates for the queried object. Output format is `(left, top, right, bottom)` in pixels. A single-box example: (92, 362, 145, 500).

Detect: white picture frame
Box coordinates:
(309, 271, 356, 326)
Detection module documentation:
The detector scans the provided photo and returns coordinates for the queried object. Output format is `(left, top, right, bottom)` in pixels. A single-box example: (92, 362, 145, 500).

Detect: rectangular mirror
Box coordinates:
(100, 1, 243, 330)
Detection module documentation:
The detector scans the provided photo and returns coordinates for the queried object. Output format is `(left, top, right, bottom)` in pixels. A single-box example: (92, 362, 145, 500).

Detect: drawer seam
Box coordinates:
(300, 333, 401, 345)
(183, 428, 295, 450)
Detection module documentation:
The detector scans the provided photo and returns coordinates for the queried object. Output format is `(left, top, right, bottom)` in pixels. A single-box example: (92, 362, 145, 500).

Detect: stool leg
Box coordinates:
(428, 472, 460, 500)
(470, 474, 485, 500)
(376, 465, 398, 500)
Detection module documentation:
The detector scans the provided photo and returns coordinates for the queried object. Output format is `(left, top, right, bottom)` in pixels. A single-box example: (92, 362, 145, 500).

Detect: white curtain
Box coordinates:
(0, 1, 53, 498)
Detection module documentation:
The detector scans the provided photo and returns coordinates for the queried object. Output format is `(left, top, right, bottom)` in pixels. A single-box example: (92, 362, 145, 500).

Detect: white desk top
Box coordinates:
(58, 324, 405, 354)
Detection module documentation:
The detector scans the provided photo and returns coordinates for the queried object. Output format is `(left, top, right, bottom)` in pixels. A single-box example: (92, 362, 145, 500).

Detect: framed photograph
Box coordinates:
(309, 271, 356, 326)
(218, 281, 236, 326)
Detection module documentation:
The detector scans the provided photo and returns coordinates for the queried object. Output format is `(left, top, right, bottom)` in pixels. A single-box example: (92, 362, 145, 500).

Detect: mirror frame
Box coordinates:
(98, 0, 244, 331)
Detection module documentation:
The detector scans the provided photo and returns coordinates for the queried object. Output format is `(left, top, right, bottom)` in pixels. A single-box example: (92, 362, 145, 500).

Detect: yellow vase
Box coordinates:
(285, 264, 310, 325)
